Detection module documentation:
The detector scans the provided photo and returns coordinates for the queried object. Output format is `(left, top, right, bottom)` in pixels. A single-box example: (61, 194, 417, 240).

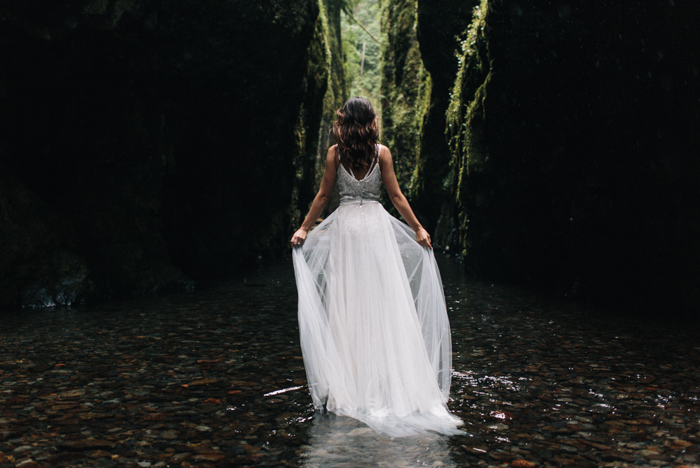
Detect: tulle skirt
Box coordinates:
(292, 201, 463, 437)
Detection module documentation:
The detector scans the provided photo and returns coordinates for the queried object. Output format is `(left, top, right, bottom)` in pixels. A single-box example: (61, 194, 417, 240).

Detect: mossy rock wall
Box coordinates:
(318, 0, 345, 143)
(412, 0, 477, 236)
(0, 0, 328, 308)
(380, 0, 430, 194)
(445, 0, 700, 315)
(316, 0, 345, 190)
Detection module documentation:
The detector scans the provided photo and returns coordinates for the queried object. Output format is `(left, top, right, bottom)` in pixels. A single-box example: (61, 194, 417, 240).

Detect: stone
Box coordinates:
(59, 389, 86, 399)
(160, 430, 178, 440)
(192, 454, 225, 462)
(487, 424, 509, 431)
(170, 453, 192, 464)
(15, 461, 42, 468)
(673, 440, 693, 448)
(58, 440, 116, 450)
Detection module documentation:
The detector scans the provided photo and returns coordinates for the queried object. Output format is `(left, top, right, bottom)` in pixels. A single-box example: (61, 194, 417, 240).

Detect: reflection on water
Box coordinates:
(301, 413, 457, 468)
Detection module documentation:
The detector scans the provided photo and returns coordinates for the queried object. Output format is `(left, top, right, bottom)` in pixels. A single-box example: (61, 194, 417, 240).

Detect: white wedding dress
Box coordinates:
(292, 145, 463, 437)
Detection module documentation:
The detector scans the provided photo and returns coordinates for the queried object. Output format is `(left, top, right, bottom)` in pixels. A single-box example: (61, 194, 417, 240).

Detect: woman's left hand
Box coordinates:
(290, 228, 308, 248)
(416, 228, 432, 249)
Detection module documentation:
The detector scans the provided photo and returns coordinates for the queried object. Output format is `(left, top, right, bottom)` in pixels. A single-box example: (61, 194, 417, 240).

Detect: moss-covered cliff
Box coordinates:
(412, 0, 477, 236)
(0, 0, 329, 309)
(442, 1, 700, 315)
(379, 0, 430, 192)
(318, 0, 346, 157)
(324, 0, 347, 109)
(377, 0, 700, 315)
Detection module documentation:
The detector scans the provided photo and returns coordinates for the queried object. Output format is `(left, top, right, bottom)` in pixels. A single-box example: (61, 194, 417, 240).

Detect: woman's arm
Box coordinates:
(379, 146, 432, 249)
(290, 146, 338, 247)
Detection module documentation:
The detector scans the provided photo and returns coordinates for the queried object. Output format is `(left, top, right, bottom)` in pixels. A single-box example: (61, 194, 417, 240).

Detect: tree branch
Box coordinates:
(343, 8, 380, 44)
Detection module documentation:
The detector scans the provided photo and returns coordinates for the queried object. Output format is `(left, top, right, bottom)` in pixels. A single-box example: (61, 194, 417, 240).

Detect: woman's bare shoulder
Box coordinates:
(326, 145, 340, 166)
(378, 144, 392, 162)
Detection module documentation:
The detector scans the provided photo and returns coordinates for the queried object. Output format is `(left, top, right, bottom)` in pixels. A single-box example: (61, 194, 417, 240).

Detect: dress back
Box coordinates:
(337, 145, 381, 205)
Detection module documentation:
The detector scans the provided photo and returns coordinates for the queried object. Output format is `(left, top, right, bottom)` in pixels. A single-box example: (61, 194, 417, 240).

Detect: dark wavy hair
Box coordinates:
(332, 97, 379, 171)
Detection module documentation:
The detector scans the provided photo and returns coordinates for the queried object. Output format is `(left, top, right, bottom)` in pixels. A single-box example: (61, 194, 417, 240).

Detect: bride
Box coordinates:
(290, 97, 463, 437)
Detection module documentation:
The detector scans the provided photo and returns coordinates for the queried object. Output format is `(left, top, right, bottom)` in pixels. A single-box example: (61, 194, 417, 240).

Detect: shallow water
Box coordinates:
(1, 255, 699, 467)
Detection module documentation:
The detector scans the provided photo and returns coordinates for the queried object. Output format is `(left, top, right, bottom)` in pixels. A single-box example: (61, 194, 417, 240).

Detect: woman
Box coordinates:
(291, 97, 462, 437)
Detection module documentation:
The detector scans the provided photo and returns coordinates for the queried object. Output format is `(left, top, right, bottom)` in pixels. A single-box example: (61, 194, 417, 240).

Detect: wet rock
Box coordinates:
(159, 430, 178, 440)
(490, 411, 515, 421)
(170, 453, 192, 464)
(674, 440, 694, 448)
(192, 454, 225, 462)
(47, 451, 87, 463)
(58, 440, 116, 450)
(59, 389, 86, 399)
(487, 423, 509, 431)
(14, 460, 42, 468)
(87, 450, 114, 459)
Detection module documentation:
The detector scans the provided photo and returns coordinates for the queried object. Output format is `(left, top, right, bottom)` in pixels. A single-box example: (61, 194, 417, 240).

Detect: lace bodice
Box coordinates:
(337, 145, 382, 205)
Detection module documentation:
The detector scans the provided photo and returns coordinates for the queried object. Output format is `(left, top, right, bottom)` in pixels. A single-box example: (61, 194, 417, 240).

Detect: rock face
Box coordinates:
(382, 0, 700, 316)
(380, 0, 430, 193)
(317, 0, 346, 180)
(413, 0, 477, 235)
(441, 0, 700, 315)
(0, 0, 328, 308)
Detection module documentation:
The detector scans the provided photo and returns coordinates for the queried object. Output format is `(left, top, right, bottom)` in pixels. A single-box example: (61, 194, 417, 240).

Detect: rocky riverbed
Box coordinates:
(1, 255, 699, 467)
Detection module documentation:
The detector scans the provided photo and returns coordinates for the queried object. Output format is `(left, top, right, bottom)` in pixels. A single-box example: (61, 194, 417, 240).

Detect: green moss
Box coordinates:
(380, 0, 431, 190)
(311, 0, 346, 195)
(324, 0, 347, 106)
(291, 0, 332, 227)
(444, 0, 489, 259)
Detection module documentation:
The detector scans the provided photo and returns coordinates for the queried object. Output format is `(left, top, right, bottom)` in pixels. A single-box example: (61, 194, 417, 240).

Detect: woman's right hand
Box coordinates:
(290, 228, 308, 248)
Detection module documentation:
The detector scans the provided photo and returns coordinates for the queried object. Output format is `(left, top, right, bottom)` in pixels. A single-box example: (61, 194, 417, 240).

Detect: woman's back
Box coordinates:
(337, 144, 382, 206)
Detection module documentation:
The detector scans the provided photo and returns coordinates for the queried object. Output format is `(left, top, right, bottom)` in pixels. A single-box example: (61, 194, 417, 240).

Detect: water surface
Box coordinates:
(1, 255, 698, 467)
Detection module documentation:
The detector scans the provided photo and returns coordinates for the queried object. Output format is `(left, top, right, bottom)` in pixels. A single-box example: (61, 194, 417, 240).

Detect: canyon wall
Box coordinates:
(0, 0, 329, 308)
(384, 0, 700, 316)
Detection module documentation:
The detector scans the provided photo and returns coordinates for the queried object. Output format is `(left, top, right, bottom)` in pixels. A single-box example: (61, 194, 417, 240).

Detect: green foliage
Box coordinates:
(341, 0, 382, 111)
